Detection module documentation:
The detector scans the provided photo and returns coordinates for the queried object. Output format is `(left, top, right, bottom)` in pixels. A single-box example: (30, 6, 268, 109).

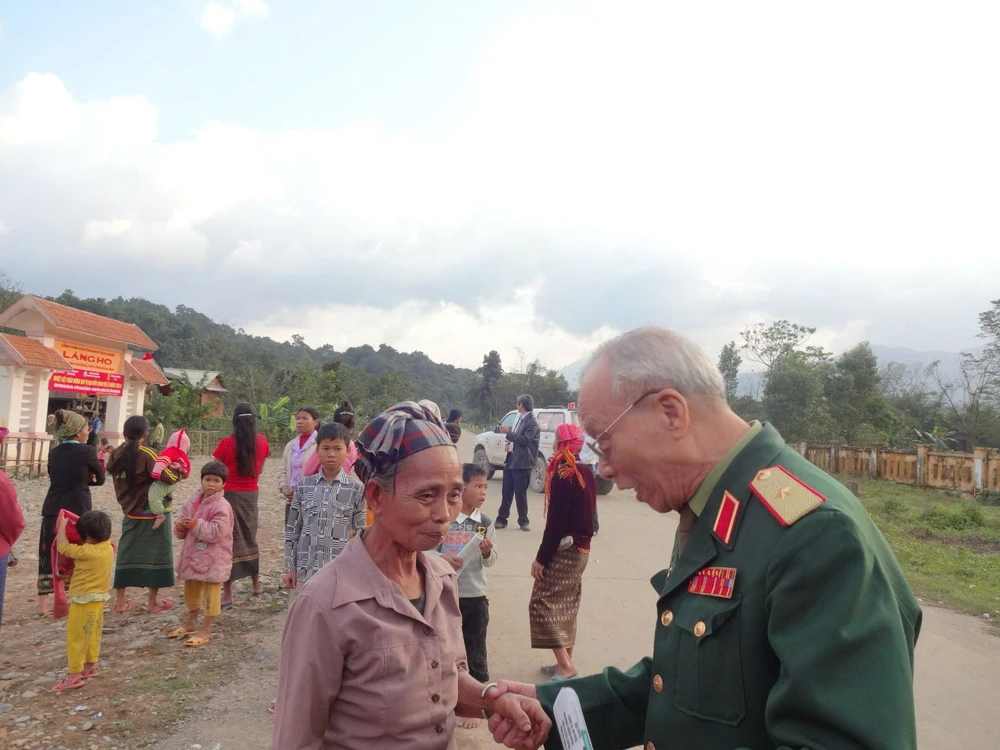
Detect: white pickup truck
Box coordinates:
(472, 406, 615, 496)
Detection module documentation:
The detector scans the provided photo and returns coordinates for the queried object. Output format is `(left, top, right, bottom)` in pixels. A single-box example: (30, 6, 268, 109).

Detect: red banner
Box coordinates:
(49, 370, 125, 397)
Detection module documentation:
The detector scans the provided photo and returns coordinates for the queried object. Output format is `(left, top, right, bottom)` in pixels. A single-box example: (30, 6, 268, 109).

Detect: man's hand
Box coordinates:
(531, 560, 545, 581)
(485, 686, 550, 749)
(480, 537, 494, 558)
(500, 425, 511, 434)
(282, 571, 297, 590)
(441, 555, 464, 572)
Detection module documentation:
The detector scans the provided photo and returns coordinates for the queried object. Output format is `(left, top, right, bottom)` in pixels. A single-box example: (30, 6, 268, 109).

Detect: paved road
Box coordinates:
(157, 435, 1000, 749)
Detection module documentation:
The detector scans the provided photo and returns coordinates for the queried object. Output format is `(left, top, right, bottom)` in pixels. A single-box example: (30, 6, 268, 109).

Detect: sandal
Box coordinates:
(540, 665, 557, 677)
(114, 602, 132, 615)
(81, 665, 99, 679)
(183, 636, 211, 647)
(147, 599, 175, 614)
(167, 627, 196, 639)
(52, 674, 85, 692)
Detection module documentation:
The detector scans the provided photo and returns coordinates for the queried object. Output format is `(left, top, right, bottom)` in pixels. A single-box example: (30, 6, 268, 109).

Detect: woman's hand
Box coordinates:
(152, 513, 166, 530)
(441, 554, 464, 572)
(530, 561, 545, 581)
(283, 488, 294, 500)
(485, 685, 550, 749)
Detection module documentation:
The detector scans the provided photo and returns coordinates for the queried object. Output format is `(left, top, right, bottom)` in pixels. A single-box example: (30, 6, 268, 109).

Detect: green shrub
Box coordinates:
(920, 503, 986, 533)
(976, 489, 1000, 507)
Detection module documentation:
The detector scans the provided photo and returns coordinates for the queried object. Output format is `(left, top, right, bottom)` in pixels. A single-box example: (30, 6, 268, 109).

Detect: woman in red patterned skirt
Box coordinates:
(528, 422, 597, 681)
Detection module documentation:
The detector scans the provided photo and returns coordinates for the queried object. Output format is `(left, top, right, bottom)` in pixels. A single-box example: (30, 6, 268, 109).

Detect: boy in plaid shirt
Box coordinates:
(282, 422, 366, 607)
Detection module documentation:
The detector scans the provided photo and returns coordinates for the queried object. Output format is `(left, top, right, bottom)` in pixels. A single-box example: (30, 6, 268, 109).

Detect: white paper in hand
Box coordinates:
(455, 532, 485, 575)
(553, 687, 594, 750)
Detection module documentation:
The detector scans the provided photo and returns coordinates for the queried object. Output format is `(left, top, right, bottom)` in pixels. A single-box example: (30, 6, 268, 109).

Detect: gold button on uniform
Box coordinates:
(694, 621, 707, 637)
(660, 609, 673, 626)
(652, 674, 664, 693)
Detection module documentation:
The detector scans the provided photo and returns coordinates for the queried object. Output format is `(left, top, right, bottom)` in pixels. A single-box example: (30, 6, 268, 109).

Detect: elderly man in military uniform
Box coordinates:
(489, 326, 921, 750)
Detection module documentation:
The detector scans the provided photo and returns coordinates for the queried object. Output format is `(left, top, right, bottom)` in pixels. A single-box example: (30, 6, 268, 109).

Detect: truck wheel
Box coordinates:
(474, 448, 495, 480)
(530, 456, 546, 493)
(596, 476, 615, 496)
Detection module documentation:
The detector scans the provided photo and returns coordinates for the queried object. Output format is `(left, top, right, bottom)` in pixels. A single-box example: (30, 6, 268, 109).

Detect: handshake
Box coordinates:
(483, 679, 554, 750)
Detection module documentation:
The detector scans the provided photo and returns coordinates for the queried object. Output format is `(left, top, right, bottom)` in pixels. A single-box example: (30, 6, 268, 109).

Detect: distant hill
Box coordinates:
(558, 343, 974, 393)
(35, 290, 480, 410)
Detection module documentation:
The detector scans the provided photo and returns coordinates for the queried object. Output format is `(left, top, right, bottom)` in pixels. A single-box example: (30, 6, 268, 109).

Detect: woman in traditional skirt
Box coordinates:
(109, 415, 177, 614)
(528, 422, 597, 681)
(212, 402, 270, 606)
(36, 410, 104, 617)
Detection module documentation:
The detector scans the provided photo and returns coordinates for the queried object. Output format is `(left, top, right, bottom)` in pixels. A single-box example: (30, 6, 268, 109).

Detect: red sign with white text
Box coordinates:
(49, 370, 125, 397)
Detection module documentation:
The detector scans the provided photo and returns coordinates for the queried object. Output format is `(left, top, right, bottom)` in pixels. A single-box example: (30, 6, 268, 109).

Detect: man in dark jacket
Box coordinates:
(496, 394, 540, 531)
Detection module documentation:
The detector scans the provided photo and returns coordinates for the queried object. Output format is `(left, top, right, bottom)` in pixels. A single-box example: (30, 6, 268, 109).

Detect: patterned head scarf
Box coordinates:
(56, 410, 88, 439)
(544, 422, 586, 515)
(354, 401, 455, 485)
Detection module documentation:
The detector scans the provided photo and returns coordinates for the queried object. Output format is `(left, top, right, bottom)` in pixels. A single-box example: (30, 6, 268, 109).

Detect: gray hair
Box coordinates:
(583, 327, 727, 404)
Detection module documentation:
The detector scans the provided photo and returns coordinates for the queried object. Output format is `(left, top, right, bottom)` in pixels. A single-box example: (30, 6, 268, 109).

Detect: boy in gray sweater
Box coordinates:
(437, 463, 498, 709)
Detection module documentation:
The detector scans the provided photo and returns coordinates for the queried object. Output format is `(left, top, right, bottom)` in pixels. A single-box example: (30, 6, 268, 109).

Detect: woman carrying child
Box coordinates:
(170, 461, 234, 647)
(52, 510, 115, 692)
(108, 415, 177, 614)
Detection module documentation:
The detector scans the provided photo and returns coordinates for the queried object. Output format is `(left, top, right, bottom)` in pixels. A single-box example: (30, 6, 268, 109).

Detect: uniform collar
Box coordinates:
(687, 421, 763, 517)
(455, 508, 482, 524)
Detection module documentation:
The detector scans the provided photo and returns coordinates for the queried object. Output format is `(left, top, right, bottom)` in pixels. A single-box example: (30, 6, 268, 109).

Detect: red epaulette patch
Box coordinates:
(712, 491, 741, 546)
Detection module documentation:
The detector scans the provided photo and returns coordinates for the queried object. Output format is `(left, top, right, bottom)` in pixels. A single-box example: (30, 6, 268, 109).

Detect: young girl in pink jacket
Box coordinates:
(169, 461, 234, 647)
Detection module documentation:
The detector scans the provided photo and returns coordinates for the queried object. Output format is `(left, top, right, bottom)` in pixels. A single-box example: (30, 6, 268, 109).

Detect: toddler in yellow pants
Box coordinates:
(53, 510, 115, 692)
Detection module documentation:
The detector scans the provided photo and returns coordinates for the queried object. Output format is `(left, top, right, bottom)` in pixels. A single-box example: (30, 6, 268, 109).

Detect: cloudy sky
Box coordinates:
(1, 1, 998, 371)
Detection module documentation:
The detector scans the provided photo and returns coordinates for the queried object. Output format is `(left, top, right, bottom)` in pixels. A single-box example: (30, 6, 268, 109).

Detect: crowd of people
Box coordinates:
(0, 324, 925, 749)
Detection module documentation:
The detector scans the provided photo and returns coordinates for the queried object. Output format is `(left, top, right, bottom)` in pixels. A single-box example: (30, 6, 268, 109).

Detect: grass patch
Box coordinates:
(839, 475, 1000, 622)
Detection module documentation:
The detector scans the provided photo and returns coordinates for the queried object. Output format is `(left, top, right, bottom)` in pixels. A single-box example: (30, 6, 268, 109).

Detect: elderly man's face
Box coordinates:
(367, 446, 464, 552)
(579, 358, 689, 513)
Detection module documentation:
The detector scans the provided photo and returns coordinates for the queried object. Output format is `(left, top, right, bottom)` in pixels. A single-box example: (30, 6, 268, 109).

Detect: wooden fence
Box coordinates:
(796, 441, 998, 494)
(0, 437, 50, 479)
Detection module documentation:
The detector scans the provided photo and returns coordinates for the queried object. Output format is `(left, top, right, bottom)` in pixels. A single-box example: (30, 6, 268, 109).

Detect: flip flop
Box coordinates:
(81, 665, 99, 680)
(549, 673, 576, 682)
(114, 602, 132, 615)
(52, 675, 85, 692)
(221, 602, 233, 610)
(147, 599, 175, 614)
(183, 636, 211, 647)
(267, 700, 276, 715)
(167, 627, 196, 639)
(540, 665, 557, 676)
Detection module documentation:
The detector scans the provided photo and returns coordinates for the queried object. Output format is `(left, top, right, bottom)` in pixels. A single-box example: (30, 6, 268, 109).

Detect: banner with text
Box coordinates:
(55, 340, 122, 375)
(49, 370, 125, 397)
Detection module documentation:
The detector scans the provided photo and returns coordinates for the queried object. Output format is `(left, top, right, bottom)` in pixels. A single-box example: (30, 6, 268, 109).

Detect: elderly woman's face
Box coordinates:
(368, 446, 464, 551)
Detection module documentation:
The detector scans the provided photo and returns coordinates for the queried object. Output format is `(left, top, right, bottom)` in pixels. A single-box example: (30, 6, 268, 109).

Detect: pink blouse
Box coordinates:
(272, 534, 468, 749)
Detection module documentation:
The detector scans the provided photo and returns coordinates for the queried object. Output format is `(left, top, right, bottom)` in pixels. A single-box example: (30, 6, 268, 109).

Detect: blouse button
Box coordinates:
(423, 626, 433, 636)
(432, 694, 440, 703)
(431, 660, 439, 669)
(436, 724, 445, 734)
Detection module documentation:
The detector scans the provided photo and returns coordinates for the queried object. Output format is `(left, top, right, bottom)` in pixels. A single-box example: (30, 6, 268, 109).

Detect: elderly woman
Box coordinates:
(529, 422, 596, 681)
(272, 402, 550, 749)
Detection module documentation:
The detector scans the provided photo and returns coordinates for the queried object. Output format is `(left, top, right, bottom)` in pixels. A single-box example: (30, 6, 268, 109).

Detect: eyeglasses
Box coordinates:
(586, 390, 660, 461)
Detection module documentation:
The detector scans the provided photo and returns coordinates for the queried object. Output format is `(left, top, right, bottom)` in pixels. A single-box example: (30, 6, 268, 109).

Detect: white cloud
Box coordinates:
(3, 2, 1000, 369)
(0, 219, 8, 238)
(200, 0, 268, 39)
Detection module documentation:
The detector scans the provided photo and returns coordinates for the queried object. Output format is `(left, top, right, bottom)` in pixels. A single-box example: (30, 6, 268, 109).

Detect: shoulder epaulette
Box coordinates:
(749, 466, 825, 527)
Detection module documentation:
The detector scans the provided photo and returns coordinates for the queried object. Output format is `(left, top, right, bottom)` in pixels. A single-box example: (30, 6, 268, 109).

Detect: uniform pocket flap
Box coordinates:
(674, 594, 742, 639)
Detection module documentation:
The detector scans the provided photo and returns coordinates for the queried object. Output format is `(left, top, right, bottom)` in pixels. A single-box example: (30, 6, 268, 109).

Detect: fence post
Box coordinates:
(796, 441, 808, 457)
(974, 447, 987, 494)
(830, 443, 841, 474)
(869, 444, 878, 479)
(916, 444, 929, 487)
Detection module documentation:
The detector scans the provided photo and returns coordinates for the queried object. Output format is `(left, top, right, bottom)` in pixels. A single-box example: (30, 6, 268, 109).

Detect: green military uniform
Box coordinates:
(537, 422, 921, 750)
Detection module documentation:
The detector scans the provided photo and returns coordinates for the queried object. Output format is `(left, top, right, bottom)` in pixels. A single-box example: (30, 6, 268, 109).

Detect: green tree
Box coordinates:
(763, 353, 834, 442)
(473, 351, 505, 422)
(824, 342, 893, 444)
(740, 320, 817, 374)
(718, 341, 742, 403)
(0, 268, 21, 314)
(144, 382, 215, 431)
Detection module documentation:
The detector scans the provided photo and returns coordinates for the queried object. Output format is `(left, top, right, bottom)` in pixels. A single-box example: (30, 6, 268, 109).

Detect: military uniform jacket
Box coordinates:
(537, 423, 921, 750)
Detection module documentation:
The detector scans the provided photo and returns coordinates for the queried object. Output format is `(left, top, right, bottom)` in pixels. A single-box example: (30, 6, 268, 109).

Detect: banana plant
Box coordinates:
(258, 396, 291, 431)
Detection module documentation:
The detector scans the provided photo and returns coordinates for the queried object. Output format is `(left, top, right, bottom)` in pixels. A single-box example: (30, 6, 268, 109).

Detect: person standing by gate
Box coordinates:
(495, 394, 539, 532)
